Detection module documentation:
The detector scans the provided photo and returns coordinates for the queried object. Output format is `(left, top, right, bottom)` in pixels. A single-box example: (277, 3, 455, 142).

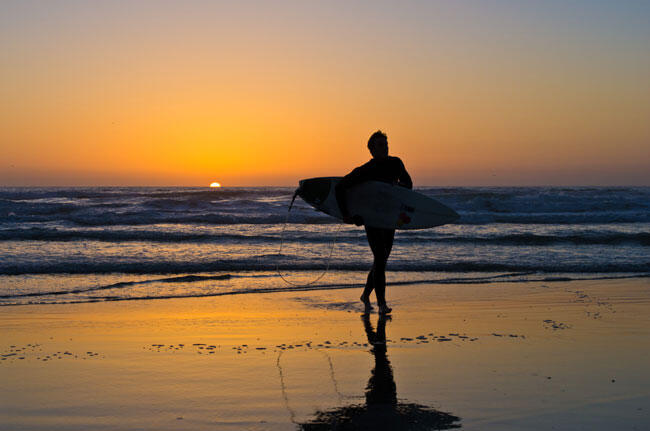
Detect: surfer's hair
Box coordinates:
(368, 130, 387, 150)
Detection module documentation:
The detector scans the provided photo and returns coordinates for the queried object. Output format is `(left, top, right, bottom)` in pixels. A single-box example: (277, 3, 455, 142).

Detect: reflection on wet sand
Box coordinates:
(300, 314, 461, 430)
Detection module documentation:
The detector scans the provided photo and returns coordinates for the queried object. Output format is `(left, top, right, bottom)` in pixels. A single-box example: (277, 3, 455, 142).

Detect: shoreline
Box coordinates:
(1, 271, 649, 308)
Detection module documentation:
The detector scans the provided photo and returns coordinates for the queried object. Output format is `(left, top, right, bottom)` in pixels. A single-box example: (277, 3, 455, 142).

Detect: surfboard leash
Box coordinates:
(276, 188, 341, 287)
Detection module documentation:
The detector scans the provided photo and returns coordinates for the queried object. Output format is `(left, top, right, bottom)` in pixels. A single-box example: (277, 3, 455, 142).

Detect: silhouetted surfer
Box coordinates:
(335, 130, 412, 314)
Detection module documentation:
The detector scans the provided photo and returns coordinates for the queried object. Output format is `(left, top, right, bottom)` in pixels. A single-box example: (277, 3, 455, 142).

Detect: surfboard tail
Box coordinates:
(297, 177, 338, 207)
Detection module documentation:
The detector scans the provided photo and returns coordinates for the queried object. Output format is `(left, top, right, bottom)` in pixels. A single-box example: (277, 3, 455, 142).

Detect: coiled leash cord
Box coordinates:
(276, 188, 341, 287)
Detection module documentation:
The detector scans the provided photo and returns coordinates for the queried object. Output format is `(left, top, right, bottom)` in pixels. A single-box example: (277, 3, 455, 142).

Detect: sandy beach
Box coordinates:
(1, 276, 649, 430)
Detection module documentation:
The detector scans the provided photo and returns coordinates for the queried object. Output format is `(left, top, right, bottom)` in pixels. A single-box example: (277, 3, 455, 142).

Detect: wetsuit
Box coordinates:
(335, 156, 412, 307)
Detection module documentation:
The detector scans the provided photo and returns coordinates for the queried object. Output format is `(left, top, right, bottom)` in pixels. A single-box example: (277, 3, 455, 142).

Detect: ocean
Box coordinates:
(1, 186, 648, 306)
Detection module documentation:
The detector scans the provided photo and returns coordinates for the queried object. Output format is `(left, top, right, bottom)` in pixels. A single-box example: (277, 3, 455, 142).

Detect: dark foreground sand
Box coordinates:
(1, 277, 649, 430)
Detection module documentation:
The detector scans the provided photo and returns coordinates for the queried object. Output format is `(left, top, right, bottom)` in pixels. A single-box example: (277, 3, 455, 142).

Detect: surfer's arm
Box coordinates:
(335, 185, 350, 219)
(335, 166, 367, 219)
(335, 177, 354, 219)
(397, 159, 413, 189)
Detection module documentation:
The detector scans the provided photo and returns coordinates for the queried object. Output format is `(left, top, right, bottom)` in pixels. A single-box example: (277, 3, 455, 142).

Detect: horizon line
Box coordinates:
(2, 183, 649, 188)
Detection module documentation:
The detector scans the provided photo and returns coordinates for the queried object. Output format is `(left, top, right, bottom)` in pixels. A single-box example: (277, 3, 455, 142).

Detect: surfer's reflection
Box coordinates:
(362, 313, 397, 407)
(300, 314, 460, 430)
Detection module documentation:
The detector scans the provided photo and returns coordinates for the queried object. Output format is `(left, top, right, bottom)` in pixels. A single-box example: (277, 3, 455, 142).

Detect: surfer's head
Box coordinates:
(368, 130, 389, 159)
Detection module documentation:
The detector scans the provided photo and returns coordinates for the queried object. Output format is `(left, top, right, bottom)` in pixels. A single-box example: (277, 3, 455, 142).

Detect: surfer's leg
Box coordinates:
(376, 229, 395, 313)
(366, 227, 390, 307)
(362, 227, 382, 306)
(373, 267, 387, 307)
(363, 267, 375, 298)
(377, 229, 396, 313)
(383, 229, 395, 257)
(361, 269, 374, 312)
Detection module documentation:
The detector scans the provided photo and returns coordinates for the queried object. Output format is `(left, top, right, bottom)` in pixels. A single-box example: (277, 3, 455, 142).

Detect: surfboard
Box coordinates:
(297, 177, 460, 230)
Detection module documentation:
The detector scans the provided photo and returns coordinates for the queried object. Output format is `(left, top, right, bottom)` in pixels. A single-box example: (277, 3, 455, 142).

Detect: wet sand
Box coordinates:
(1, 277, 649, 430)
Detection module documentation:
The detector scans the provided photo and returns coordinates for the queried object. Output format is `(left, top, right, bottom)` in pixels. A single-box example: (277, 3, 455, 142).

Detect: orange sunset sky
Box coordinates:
(1, 1, 649, 186)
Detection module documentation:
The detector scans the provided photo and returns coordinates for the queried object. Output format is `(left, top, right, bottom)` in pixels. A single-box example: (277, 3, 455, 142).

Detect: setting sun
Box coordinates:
(210, 182, 221, 188)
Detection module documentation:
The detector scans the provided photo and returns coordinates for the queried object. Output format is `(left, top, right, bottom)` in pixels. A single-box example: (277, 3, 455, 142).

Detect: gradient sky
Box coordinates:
(1, 0, 649, 186)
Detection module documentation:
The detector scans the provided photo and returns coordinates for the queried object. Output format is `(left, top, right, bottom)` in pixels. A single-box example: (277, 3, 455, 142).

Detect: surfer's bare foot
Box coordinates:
(378, 304, 392, 315)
